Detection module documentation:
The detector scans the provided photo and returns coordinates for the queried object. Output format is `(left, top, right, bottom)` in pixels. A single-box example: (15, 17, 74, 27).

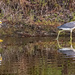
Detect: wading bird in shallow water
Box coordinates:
(56, 21, 75, 40)
(0, 21, 3, 42)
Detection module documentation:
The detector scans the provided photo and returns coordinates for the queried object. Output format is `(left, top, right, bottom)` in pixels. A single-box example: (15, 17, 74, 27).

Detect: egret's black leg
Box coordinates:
(56, 30, 64, 40)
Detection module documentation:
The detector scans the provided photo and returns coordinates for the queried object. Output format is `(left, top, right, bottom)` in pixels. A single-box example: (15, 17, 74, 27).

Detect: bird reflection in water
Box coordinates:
(0, 21, 3, 42)
(57, 39, 75, 58)
(0, 54, 2, 65)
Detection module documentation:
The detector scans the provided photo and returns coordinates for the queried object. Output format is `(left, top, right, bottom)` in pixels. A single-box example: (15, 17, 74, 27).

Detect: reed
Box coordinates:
(0, 0, 74, 25)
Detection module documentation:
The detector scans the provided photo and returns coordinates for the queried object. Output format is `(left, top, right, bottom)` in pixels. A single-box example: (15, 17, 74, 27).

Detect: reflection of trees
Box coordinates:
(0, 37, 75, 74)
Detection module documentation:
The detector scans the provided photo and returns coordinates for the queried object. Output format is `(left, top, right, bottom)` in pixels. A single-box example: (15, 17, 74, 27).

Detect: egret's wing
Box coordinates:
(57, 21, 75, 29)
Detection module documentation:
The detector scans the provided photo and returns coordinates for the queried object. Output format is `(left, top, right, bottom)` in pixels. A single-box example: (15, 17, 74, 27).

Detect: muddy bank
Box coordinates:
(0, 22, 75, 37)
(0, 22, 58, 37)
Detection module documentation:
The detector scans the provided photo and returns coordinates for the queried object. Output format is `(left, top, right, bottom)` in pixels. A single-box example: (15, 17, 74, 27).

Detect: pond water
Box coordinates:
(0, 37, 75, 75)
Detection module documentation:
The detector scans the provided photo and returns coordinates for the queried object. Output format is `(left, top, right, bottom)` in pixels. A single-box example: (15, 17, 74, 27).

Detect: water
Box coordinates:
(0, 37, 75, 75)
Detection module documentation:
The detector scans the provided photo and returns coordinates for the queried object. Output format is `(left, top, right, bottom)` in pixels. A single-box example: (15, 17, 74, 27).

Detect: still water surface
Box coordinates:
(0, 37, 75, 75)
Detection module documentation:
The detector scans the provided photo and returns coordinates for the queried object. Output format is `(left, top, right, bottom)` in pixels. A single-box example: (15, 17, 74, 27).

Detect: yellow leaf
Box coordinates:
(0, 39, 3, 42)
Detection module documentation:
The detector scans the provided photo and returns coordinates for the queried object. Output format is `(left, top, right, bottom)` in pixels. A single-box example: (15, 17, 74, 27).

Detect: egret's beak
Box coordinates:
(0, 21, 2, 24)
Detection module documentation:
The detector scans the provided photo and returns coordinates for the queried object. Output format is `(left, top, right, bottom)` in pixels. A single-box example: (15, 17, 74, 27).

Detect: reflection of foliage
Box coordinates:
(30, 65, 62, 75)
(35, 41, 57, 50)
(0, 37, 75, 74)
(0, 48, 3, 53)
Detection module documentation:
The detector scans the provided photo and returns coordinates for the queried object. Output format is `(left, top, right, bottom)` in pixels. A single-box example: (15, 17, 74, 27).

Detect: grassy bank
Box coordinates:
(0, 0, 75, 24)
(0, 0, 75, 37)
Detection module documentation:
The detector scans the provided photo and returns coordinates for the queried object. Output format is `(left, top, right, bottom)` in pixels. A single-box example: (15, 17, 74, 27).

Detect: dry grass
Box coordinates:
(0, 0, 74, 25)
